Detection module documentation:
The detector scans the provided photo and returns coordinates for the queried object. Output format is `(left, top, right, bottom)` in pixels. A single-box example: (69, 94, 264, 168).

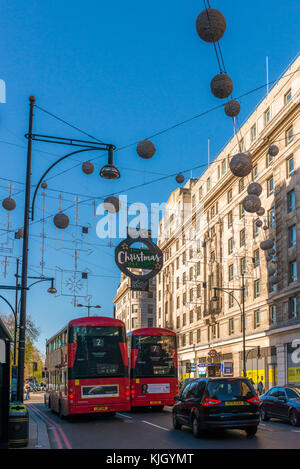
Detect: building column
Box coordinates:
(276, 344, 286, 386)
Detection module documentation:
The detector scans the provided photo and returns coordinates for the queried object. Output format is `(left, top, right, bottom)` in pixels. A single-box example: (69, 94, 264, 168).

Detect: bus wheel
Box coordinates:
(152, 406, 164, 412)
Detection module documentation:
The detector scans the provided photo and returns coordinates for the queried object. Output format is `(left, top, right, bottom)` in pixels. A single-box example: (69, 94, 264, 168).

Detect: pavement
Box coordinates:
(13, 392, 50, 450)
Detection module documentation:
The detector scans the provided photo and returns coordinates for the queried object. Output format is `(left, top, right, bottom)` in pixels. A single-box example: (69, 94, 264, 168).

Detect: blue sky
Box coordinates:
(0, 0, 299, 351)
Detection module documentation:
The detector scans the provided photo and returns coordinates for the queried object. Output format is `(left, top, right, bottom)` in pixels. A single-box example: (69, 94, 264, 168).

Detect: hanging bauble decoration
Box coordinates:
(268, 267, 276, 276)
(136, 139, 156, 159)
(242, 194, 261, 213)
(53, 213, 69, 229)
(268, 145, 279, 157)
(229, 152, 252, 177)
(269, 275, 278, 285)
(2, 197, 16, 211)
(247, 182, 262, 197)
(210, 73, 233, 99)
(256, 207, 265, 216)
(195, 8, 226, 43)
(176, 174, 185, 184)
(224, 99, 240, 117)
(41, 181, 48, 189)
(256, 219, 263, 228)
(263, 225, 269, 231)
(268, 249, 276, 256)
(82, 161, 95, 175)
(266, 255, 272, 262)
(103, 196, 121, 213)
(260, 239, 274, 251)
(15, 228, 24, 239)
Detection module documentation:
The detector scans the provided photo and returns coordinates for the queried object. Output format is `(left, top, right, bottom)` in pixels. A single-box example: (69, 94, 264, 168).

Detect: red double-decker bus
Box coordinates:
(127, 327, 178, 411)
(45, 316, 130, 418)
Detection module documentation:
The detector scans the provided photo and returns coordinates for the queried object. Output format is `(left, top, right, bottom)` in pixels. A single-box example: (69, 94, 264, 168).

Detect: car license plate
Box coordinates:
(225, 401, 244, 406)
(150, 401, 161, 405)
(94, 406, 108, 411)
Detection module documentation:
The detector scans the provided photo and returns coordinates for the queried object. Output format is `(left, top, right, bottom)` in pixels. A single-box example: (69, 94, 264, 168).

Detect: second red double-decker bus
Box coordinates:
(45, 316, 130, 418)
(127, 327, 178, 410)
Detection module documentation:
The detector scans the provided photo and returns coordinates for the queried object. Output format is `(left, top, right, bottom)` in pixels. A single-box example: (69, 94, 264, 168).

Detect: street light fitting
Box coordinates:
(48, 287, 57, 294)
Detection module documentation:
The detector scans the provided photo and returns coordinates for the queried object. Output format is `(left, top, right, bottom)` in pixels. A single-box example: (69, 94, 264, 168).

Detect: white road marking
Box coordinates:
(116, 413, 133, 419)
(142, 420, 169, 431)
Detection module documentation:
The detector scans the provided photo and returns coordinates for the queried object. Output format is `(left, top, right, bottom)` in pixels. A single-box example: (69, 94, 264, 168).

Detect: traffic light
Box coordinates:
(186, 362, 191, 373)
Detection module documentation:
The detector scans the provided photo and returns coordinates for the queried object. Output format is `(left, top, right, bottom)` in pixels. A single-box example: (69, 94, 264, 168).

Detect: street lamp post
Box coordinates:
(212, 275, 246, 377)
(17, 96, 118, 402)
(77, 303, 101, 317)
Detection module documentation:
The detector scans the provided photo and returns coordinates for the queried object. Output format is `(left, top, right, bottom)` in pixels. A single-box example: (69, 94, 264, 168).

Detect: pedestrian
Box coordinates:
(24, 380, 30, 400)
(257, 378, 264, 396)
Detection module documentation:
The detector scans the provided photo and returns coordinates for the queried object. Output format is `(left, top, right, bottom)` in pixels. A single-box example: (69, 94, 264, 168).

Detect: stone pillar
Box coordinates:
(276, 344, 286, 386)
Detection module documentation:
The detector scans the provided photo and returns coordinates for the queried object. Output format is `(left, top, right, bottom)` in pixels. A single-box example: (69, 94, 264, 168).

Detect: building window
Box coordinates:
(239, 202, 245, 219)
(253, 219, 259, 238)
(197, 306, 201, 320)
(176, 316, 180, 329)
(288, 297, 297, 319)
(176, 257, 179, 269)
(148, 318, 154, 327)
(240, 228, 245, 247)
(239, 178, 245, 193)
(253, 249, 260, 268)
(228, 211, 233, 228)
(284, 89, 292, 104)
(239, 138, 244, 152)
(207, 177, 211, 191)
(254, 279, 260, 298)
(240, 257, 246, 275)
(286, 126, 293, 145)
(211, 324, 218, 339)
(190, 310, 193, 323)
(266, 151, 273, 167)
(287, 155, 295, 177)
(289, 260, 297, 283)
(253, 165, 258, 180)
(176, 296, 180, 309)
(269, 305, 277, 325)
(287, 190, 295, 212)
(229, 293, 234, 308)
(196, 261, 201, 276)
(288, 225, 296, 247)
(183, 292, 186, 305)
(268, 208, 275, 227)
(251, 124, 257, 142)
(189, 266, 194, 280)
(189, 331, 193, 345)
(267, 177, 274, 196)
(158, 307, 161, 318)
(228, 237, 233, 254)
(132, 317, 138, 329)
(222, 159, 227, 174)
(264, 108, 271, 125)
(190, 288, 194, 302)
(229, 318, 234, 335)
(227, 189, 233, 203)
(183, 313, 186, 326)
(229, 264, 234, 281)
(197, 329, 201, 343)
(211, 251, 216, 262)
(254, 310, 260, 328)
(197, 284, 201, 298)
(182, 334, 186, 347)
(199, 186, 203, 200)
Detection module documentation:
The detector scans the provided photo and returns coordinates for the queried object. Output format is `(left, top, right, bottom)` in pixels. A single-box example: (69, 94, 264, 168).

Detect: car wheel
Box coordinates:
(289, 409, 300, 427)
(246, 426, 258, 437)
(192, 416, 201, 438)
(172, 412, 181, 430)
(260, 407, 270, 421)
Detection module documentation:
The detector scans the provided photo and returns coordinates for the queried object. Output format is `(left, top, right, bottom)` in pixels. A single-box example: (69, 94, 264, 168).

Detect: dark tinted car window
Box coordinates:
(181, 383, 193, 400)
(186, 382, 199, 398)
(207, 380, 255, 401)
(277, 388, 286, 398)
(286, 388, 300, 398)
(196, 381, 206, 399)
(268, 387, 278, 397)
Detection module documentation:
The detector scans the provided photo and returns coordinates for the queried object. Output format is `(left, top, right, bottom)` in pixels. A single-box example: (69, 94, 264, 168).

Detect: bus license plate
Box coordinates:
(150, 401, 161, 405)
(94, 406, 108, 411)
(225, 401, 244, 406)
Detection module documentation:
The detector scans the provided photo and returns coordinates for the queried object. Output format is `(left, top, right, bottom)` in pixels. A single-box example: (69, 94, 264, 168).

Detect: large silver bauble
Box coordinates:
(247, 182, 262, 196)
(103, 196, 121, 213)
(2, 197, 16, 211)
(256, 207, 265, 216)
(268, 145, 279, 157)
(195, 8, 226, 43)
(53, 213, 69, 229)
(176, 174, 185, 184)
(136, 139, 156, 159)
(260, 239, 274, 250)
(82, 161, 95, 175)
(229, 152, 253, 177)
(224, 99, 240, 117)
(210, 73, 233, 99)
(242, 194, 261, 213)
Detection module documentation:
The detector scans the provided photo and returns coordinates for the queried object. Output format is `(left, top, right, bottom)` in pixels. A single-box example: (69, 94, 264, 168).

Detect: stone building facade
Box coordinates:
(156, 55, 300, 389)
(113, 271, 156, 333)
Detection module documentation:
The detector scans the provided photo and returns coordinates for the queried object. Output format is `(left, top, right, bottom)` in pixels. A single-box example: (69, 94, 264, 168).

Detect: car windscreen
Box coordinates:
(286, 387, 300, 398)
(69, 326, 126, 379)
(207, 379, 255, 401)
(131, 335, 176, 378)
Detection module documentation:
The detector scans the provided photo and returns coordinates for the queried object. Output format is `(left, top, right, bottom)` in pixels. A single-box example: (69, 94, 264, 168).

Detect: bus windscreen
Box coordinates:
(132, 335, 176, 378)
(69, 326, 126, 379)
